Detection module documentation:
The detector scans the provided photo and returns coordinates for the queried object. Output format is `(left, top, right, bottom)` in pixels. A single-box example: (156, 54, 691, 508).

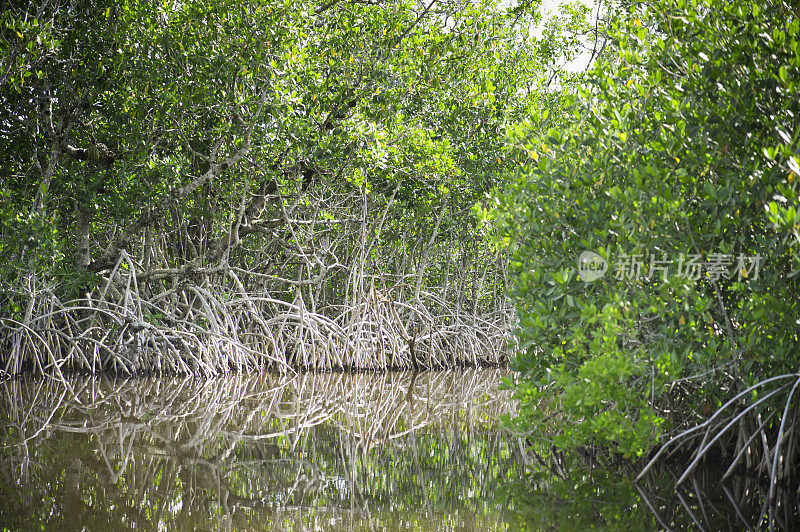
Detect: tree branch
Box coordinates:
(89, 129, 254, 272)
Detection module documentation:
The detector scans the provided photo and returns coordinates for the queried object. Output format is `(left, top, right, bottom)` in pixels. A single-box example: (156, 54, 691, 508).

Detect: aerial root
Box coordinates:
(637, 373, 800, 527)
(1, 259, 512, 378)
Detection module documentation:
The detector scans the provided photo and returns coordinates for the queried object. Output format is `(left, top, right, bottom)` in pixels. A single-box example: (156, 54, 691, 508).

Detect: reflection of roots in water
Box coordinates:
(2, 369, 515, 452)
(509, 446, 800, 530)
(1, 369, 520, 522)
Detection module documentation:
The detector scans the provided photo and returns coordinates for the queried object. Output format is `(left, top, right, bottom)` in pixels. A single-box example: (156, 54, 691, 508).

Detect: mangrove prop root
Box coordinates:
(1, 255, 512, 377)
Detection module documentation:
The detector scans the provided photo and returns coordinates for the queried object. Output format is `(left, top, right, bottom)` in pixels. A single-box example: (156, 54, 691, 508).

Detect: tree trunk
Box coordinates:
(75, 201, 91, 270)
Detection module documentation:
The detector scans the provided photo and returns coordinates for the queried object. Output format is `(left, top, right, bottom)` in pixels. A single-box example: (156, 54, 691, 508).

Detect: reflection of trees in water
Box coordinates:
(4, 370, 794, 529)
(0, 369, 524, 530)
(635, 462, 800, 531)
(502, 447, 800, 530)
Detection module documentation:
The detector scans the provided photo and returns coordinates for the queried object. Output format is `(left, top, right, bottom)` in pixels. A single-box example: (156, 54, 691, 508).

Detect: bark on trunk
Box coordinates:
(75, 201, 91, 269)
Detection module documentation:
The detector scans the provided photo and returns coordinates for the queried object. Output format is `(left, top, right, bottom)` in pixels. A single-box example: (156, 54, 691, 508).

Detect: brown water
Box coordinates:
(0, 369, 526, 530)
(2, 369, 797, 530)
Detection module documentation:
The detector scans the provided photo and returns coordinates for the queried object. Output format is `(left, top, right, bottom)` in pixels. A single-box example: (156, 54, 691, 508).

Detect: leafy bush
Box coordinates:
(492, 0, 800, 456)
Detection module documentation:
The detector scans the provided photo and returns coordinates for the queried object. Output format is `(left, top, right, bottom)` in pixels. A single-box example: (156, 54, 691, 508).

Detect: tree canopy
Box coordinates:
(4, 0, 800, 523)
(0, 0, 589, 374)
(490, 0, 800, 498)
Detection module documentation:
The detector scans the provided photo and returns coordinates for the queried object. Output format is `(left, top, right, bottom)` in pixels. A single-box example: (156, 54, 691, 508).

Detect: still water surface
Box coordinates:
(2, 369, 797, 530)
(1, 369, 527, 530)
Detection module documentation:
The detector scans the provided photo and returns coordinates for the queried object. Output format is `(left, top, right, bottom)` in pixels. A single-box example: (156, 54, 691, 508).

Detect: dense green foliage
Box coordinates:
(0, 0, 594, 374)
(493, 0, 800, 457)
(1, 0, 538, 308)
(5, 0, 800, 526)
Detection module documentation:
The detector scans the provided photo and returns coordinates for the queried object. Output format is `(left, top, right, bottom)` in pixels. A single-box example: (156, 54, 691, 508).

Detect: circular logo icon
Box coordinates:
(577, 250, 608, 282)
